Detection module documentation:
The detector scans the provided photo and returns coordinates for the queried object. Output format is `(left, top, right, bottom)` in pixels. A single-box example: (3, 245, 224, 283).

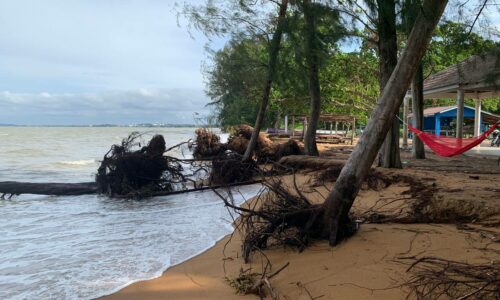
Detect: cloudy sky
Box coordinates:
(0, 0, 219, 125)
(0, 1, 498, 125)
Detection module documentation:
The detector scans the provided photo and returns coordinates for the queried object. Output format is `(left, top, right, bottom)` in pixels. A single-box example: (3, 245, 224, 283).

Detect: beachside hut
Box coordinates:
(403, 52, 499, 138)
(409, 105, 500, 136)
(269, 114, 356, 144)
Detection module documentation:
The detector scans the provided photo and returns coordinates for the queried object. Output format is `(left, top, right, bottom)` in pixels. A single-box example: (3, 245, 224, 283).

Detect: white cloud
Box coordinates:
(0, 0, 216, 92)
(0, 88, 212, 125)
(0, 0, 223, 124)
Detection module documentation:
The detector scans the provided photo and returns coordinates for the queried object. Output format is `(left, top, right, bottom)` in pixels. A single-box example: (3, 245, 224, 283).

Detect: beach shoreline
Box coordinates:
(103, 150, 500, 300)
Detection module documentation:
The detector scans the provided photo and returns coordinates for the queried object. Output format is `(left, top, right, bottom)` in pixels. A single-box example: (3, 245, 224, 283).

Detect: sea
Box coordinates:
(0, 127, 261, 299)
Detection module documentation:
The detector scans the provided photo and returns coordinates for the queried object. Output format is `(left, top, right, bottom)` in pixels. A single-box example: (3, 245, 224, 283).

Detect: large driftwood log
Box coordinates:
(0, 181, 98, 196)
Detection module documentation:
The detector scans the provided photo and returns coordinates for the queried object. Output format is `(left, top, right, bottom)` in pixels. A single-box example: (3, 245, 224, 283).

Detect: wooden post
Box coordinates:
(402, 96, 409, 148)
(284, 114, 289, 134)
(292, 116, 296, 138)
(474, 98, 482, 137)
(351, 117, 356, 145)
(335, 121, 338, 134)
(302, 117, 307, 140)
(456, 89, 464, 138)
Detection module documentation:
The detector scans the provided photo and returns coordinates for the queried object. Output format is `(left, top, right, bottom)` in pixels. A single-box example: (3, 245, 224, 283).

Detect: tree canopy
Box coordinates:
(191, 1, 500, 127)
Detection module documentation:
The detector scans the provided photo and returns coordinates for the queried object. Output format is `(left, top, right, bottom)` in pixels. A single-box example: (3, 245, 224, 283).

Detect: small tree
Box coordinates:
(182, 0, 290, 161)
(243, 0, 289, 161)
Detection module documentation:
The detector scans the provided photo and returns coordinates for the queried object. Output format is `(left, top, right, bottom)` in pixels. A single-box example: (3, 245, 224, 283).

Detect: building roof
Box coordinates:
(422, 105, 455, 117)
(411, 105, 500, 124)
(416, 105, 500, 124)
(422, 51, 500, 99)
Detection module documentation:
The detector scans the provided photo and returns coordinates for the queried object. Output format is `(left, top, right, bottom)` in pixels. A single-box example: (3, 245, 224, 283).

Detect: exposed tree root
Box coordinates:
(225, 262, 289, 299)
(193, 128, 225, 158)
(214, 175, 357, 263)
(194, 125, 302, 163)
(402, 256, 500, 300)
(95, 133, 186, 197)
(210, 153, 259, 185)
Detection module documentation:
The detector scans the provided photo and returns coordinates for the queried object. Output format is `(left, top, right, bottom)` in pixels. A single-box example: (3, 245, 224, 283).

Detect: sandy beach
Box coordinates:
(103, 146, 500, 300)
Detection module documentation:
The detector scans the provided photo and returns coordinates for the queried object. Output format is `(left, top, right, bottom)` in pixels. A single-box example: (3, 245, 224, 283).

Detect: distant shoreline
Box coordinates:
(0, 124, 199, 128)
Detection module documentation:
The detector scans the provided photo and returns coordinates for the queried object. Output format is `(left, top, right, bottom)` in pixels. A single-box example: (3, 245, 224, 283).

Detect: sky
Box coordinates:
(0, 0, 219, 125)
(0, 1, 498, 125)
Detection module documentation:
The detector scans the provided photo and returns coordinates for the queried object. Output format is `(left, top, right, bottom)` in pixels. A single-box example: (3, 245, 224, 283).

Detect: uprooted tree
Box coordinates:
(218, 0, 449, 253)
(95, 133, 186, 196)
(321, 0, 448, 245)
(0, 133, 187, 198)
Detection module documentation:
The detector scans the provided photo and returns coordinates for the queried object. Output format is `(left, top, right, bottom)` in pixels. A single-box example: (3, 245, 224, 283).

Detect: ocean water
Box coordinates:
(0, 127, 260, 299)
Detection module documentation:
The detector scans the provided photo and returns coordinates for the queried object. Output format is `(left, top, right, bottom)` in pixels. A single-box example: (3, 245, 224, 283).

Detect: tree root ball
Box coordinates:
(232, 124, 254, 139)
(227, 125, 302, 162)
(273, 139, 303, 160)
(210, 154, 258, 185)
(95, 133, 182, 196)
(193, 128, 225, 158)
(227, 136, 249, 155)
(232, 179, 357, 262)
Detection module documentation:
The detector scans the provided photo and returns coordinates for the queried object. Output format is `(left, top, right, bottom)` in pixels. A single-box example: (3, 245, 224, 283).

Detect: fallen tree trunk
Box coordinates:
(129, 179, 264, 198)
(0, 180, 263, 198)
(279, 155, 345, 170)
(0, 181, 97, 196)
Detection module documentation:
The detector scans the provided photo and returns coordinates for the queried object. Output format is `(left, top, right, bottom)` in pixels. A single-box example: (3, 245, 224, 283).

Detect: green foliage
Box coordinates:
(320, 50, 379, 124)
(204, 38, 268, 128)
(428, 98, 500, 115)
(204, 1, 379, 128)
(423, 21, 500, 114)
(198, 1, 500, 127)
(425, 21, 499, 74)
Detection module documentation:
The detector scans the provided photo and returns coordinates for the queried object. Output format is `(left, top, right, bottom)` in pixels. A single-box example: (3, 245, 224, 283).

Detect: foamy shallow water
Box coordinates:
(0, 127, 253, 299)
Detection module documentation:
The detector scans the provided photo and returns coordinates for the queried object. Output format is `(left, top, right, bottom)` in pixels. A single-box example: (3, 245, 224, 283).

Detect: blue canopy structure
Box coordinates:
(410, 105, 499, 136)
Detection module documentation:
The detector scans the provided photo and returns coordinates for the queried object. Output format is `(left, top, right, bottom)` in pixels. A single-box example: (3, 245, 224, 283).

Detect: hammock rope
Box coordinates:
(397, 115, 499, 157)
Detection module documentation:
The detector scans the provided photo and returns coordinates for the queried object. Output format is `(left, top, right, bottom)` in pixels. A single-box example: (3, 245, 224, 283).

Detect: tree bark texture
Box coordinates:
(411, 64, 426, 158)
(377, 0, 402, 169)
(303, 0, 321, 156)
(243, 0, 289, 161)
(321, 0, 448, 246)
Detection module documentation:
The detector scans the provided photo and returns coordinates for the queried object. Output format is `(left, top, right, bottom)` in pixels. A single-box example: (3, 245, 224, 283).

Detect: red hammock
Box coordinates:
(408, 121, 500, 157)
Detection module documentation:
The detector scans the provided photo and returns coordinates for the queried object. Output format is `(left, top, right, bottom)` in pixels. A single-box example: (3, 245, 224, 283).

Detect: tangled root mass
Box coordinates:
(95, 133, 184, 197)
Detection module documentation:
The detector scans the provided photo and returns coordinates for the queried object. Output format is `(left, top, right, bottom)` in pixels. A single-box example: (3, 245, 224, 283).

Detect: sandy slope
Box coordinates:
(103, 149, 499, 300)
